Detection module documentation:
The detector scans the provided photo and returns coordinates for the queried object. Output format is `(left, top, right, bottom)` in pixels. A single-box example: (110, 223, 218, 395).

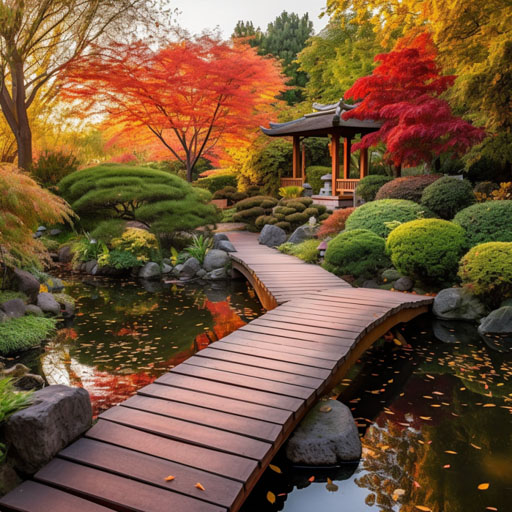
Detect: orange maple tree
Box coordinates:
(61, 37, 285, 181)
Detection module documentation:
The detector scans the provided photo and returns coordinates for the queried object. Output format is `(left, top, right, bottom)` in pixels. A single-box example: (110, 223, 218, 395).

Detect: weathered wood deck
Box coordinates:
(1, 231, 433, 512)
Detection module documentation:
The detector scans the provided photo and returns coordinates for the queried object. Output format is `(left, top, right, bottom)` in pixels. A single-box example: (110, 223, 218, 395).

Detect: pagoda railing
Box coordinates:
(280, 177, 305, 188)
(335, 179, 360, 195)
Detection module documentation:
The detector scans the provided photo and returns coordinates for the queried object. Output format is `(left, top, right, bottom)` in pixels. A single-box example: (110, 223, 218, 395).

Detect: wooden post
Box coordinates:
(343, 137, 351, 180)
(292, 136, 300, 179)
(359, 147, 369, 179)
(301, 141, 306, 181)
(331, 135, 340, 195)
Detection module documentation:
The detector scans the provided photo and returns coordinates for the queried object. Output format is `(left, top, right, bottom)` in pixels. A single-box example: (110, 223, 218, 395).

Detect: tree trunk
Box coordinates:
(15, 116, 32, 170)
(393, 164, 402, 178)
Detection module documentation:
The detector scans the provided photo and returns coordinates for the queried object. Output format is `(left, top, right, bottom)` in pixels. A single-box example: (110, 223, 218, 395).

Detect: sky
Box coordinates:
(171, 0, 328, 38)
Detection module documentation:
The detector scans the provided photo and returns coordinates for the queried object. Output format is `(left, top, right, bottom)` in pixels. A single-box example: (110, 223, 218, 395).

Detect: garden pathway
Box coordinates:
(0, 231, 433, 512)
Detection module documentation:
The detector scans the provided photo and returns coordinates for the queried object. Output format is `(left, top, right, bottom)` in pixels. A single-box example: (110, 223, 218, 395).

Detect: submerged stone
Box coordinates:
(432, 319, 480, 344)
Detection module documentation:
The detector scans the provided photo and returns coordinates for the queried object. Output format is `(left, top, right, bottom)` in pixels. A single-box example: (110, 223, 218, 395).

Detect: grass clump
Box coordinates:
(0, 378, 33, 423)
(0, 291, 28, 303)
(278, 239, 320, 263)
(0, 316, 57, 355)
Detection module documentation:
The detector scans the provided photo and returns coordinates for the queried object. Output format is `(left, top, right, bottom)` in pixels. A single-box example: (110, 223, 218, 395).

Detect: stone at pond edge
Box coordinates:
(12, 268, 40, 302)
(196, 268, 207, 279)
(49, 228, 61, 237)
(84, 260, 98, 275)
(57, 245, 73, 263)
(0, 299, 26, 319)
(394, 276, 414, 291)
(179, 257, 201, 279)
(5, 385, 92, 474)
(479, 306, 512, 336)
(161, 263, 172, 274)
(287, 224, 318, 245)
(258, 224, 287, 248)
(216, 240, 236, 253)
(45, 276, 64, 293)
(203, 249, 230, 272)
(206, 268, 228, 280)
(286, 400, 361, 465)
(212, 233, 229, 250)
(432, 319, 480, 344)
(381, 268, 401, 282)
(138, 262, 161, 280)
(36, 292, 60, 316)
(25, 304, 44, 317)
(433, 288, 486, 321)
(362, 279, 380, 289)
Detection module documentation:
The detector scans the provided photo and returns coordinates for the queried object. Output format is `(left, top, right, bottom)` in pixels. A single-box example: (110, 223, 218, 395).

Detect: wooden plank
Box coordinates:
(122, 394, 282, 443)
(264, 308, 372, 328)
(86, 420, 258, 485)
(35, 459, 225, 512)
(155, 372, 304, 412)
(100, 406, 272, 462)
(250, 316, 362, 337)
(59, 438, 244, 511)
(137, 382, 292, 426)
(0, 481, 115, 512)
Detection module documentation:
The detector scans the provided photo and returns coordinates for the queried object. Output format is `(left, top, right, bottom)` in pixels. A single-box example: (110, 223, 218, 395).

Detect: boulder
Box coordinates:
(161, 263, 172, 274)
(394, 277, 414, 291)
(4, 385, 92, 474)
(0, 299, 26, 319)
(258, 224, 287, 248)
(37, 292, 60, 316)
(15, 373, 45, 391)
(216, 240, 236, 253)
(286, 400, 361, 465)
(362, 279, 380, 289)
(203, 249, 230, 272)
(0, 463, 21, 496)
(172, 264, 184, 277)
(138, 262, 161, 280)
(36, 226, 47, 233)
(45, 276, 64, 292)
(432, 319, 480, 344)
(206, 268, 228, 280)
(196, 268, 207, 279)
(58, 245, 73, 263)
(288, 225, 317, 245)
(381, 268, 401, 282)
(213, 233, 229, 245)
(501, 298, 512, 308)
(179, 257, 201, 280)
(25, 304, 44, 317)
(12, 268, 40, 302)
(433, 288, 486, 321)
(84, 260, 98, 275)
(479, 307, 512, 336)
(49, 228, 61, 237)
(125, 220, 149, 231)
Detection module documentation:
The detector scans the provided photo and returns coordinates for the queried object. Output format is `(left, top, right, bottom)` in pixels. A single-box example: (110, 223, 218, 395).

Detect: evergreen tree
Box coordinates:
(232, 21, 262, 47)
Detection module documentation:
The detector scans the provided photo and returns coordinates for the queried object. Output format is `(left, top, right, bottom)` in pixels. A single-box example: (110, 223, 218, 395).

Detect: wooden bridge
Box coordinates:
(1, 232, 433, 512)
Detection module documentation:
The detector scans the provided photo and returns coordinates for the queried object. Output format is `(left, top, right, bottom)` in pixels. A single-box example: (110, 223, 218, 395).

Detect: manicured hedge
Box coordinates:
(345, 199, 434, 238)
(195, 173, 238, 193)
(386, 219, 466, 284)
(356, 175, 393, 202)
(306, 166, 330, 194)
(324, 229, 390, 277)
(420, 176, 475, 219)
(375, 175, 441, 203)
(453, 201, 512, 247)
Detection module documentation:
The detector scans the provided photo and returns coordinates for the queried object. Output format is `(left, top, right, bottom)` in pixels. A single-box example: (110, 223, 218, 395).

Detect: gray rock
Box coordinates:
(36, 293, 60, 316)
(479, 307, 512, 335)
(45, 276, 64, 292)
(258, 224, 287, 247)
(381, 268, 401, 282)
(362, 279, 380, 289)
(433, 288, 486, 321)
(394, 276, 414, 291)
(196, 268, 207, 279)
(162, 263, 172, 274)
(286, 400, 361, 465)
(5, 385, 92, 474)
(172, 264, 184, 277)
(138, 262, 161, 280)
(203, 249, 230, 272)
(206, 268, 228, 280)
(12, 268, 40, 302)
(162, 258, 172, 265)
(125, 221, 149, 231)
(288, 225, 317, 245)
(58, 245, 73, 263)
(15, 373, 45, 391)
(0, 462, 21, 496)
(140, 279, 164, 293)
(0, 299, 26, 319)
(33, 231, 42, 239)
(216, 240, 236, 253)
(25, 304, 44, 317)
(432, 319, 480, 344)
(179, 257, 201, 279)
(84, 260, 98, 275)
(36, 226, 47, 233)
(213, 233, 229, 244)
(49, 228, 61, 236)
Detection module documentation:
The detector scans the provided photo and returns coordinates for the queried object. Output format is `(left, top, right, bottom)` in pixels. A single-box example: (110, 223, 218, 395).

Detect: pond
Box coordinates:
(18, 276, 265, 416)
(241, 314, 512, 512)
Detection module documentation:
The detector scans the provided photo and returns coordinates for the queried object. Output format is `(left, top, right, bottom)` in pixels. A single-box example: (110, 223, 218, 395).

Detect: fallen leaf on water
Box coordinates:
(485, 507, 498, 511)
(319, 405, 332, 413)
(195, 483, 205, 491)
(164, 475, 175, 482)
(415, 506, 432, 512)
(471, 443, 482, 450)
(483, 404, 496, 408)
(445, 450, 457, 454)
(419, 416, 432, 421)
(478, 483, 490, 490)
(269, 464, 282, 474)
(308, 476, 315, 482)
(267, 491, 276, 504)
(443, 464, 450, 469)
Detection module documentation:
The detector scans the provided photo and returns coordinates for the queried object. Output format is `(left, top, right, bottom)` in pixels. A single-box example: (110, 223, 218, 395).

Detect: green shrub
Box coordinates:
(39, 237, 60, 251)
(356, 175, 393, 202)
(274, 221, 291, 231)
(305, 166, 330, 194)
(212, 187, 248, 206)
(72, 235, 108, 263)
(459, 242, 512, 306)
(285, 212, 308, 224)
(255, 215, 278, 229)
(101, 250, 142, 269)
(0, 316, 57, 355)
(233, 207, 265, 221)
(453, 201, 512, 247)
(420, 176, 475, 219)
(31, 150, 80, 189)
(296, 197, 314, 207)
(184, 234, 213, 264)
(286, 201, 306, 212)
(274, 206, 296, 216)
(319, 213, 330, 221)
(59, 164, 219, 235)
(0, 378, 33, 423)
(195, 173, 237, 193)
(221, 207, 236, 222)
(90, 219, 126, 244)
(386, 219, 466, 284)
(375, 175, 441, 203)
(279, 186, 303, 198)
(324, 229, 390, 277)
(345, 199, 434, 238)
(0, 290, 28, 303)
(235, 196, 277, 211)
(278, 239, 320, 263)
(53, 293, 75, 307)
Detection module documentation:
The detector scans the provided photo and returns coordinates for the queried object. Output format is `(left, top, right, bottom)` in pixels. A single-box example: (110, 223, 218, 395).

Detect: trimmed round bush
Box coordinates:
(317, 207, 355, 239)
(255, 215, 277, 229)
(386, 219, 467, 284)
(275, 221, 291, 231)
(324, 229, 390, 277)
(345, 199, 434, 238)
(421, 176, 475, 219)
(235, 195, 277, 211)
(376, 175, 441, 203)
(356, 175, 393, 202)
(453, 201, 512, 247)
(458, 242, 512, 306)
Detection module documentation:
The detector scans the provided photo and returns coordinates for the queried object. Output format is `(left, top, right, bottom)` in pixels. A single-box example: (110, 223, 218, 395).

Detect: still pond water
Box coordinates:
(20, 278, 512, 511)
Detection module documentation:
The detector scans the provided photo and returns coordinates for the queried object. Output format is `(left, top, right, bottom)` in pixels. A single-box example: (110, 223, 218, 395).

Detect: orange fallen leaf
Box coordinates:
(443, 464, 450, 469)
(164, 475, 175, 482)
(269, 464, 282, 474)
(319, 405, 332, 413)
(445, 450, 457, 455)
(478, 483, 490, 490)
(415, 506, 432, 511)
(308, 476, 315, 482)
(195, 483, 205, 491)
(267, 491, 276, 504)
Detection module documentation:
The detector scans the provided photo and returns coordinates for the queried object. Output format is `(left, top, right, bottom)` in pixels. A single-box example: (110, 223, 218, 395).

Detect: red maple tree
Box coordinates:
(61, 37, 285, 180)
(343, 32, 485, 172)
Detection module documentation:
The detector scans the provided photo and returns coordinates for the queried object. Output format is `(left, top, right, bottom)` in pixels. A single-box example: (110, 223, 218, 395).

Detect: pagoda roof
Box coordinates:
(261, 100, 381, 138)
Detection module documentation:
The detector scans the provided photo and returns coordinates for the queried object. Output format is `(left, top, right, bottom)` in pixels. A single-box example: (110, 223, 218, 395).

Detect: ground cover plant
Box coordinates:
(0, 317, 57, 356)
(278, 239, 321, 263)
(0, 378, 33, 424)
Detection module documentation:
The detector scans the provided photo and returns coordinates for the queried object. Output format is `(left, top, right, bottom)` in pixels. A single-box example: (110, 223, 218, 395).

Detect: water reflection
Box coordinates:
(23, 277, 264, 416)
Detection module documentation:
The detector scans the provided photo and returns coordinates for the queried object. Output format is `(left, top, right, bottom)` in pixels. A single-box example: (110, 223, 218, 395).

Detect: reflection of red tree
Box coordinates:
(204, 300, 246, 342)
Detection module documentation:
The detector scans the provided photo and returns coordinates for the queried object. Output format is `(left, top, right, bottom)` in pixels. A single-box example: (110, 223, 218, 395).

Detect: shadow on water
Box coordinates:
(241, 314, 512, 512)
(16, 276, 265, 417)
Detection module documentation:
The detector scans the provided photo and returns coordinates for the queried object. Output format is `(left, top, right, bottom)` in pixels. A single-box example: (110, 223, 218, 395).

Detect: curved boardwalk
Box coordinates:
(1, 232, 433, 512)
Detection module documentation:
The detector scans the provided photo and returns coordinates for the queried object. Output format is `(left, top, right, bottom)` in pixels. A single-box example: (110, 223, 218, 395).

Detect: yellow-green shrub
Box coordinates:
(110, 228, 160, 264)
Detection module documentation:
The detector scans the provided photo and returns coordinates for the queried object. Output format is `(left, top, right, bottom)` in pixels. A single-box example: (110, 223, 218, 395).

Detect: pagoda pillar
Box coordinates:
(343, 137, 351, 179)
(359, 147, 369, 178)
(331, 134, 340, 195)
(292, 136, 301, 179)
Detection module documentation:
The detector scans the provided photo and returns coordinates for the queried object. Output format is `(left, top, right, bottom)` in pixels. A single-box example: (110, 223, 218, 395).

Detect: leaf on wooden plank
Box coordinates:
(164, 475, 175, 482)
(195, 482, 205, 491)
